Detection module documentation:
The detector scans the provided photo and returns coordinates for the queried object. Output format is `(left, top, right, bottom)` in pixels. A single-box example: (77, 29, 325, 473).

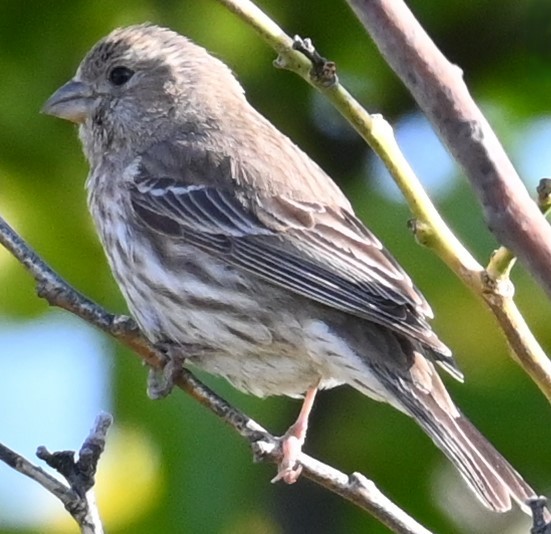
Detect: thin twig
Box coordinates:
(529, 497, 551, 534)
(0, 413, 111, 534)
(487, 179, 551, 282)
(0, 213, 433, 534)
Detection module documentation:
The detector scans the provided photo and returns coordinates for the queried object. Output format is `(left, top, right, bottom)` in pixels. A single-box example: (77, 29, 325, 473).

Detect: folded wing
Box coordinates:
(129, 143, 458, 376)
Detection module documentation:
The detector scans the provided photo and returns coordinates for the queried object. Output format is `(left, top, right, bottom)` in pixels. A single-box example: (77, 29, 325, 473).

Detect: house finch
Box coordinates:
(43, 23, 537, 512)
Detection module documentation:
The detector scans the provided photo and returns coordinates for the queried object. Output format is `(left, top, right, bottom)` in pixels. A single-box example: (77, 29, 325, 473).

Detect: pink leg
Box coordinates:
(271, 385, 319, 484)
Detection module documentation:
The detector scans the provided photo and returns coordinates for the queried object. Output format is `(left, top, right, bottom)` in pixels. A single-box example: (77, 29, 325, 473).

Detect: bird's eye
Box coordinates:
(109, 66, 134, 86)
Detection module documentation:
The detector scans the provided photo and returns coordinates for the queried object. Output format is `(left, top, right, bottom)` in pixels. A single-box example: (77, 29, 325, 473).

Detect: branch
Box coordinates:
(345, 0, 551, 300)
(0, 215, 433, 534)
(0, 413, 111, 534)
(530, 497, 551, 534)
(213, 1, 551, 402)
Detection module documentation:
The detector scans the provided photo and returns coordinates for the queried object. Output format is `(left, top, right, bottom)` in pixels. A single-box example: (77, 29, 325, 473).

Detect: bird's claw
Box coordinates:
(147, 359, 179, 399)
(147, 342, 184, 399)
(271, 434, 304, 484)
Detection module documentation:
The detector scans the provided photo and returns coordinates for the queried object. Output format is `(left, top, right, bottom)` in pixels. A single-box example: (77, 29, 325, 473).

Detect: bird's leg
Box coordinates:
(272, 384, 319, 484)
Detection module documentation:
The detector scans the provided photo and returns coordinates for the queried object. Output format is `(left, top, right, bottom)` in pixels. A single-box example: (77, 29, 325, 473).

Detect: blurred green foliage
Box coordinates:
(1, 1, 550, 533)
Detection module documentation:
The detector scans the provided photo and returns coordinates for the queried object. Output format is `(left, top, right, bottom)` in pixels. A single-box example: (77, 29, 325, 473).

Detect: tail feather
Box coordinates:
(420, 405, 534, 513)
(454, 414, 535, 512)
(354, 357, 537, 514)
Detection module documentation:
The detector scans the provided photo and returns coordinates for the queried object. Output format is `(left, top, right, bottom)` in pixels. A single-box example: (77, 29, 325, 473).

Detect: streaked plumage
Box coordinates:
(43, 23, 537, 512)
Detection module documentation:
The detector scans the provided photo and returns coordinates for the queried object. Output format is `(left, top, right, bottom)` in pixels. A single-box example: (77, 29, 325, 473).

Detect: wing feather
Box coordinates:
(130, 162, 453, 362)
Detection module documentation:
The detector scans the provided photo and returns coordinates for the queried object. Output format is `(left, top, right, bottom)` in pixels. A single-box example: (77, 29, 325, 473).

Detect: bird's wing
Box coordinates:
(129, 145, 456, 369)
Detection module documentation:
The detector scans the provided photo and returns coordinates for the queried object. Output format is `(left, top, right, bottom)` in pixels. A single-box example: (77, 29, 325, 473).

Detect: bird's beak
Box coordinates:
(42, 80, 94, 124)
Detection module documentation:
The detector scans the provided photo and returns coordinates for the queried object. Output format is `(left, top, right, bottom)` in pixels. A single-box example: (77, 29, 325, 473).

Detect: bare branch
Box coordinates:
(0, 413, 111, 534)
(529, 497, 551, 534)
(0, 443, 70, 501)
(345, 0, 551, 300)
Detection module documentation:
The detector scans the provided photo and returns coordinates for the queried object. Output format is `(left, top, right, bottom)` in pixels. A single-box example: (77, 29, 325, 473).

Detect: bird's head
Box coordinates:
(42, 23, 245, 162)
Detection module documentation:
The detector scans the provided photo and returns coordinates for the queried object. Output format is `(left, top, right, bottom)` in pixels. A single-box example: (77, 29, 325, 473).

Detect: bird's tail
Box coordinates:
(416, 404, 535, 513)
(355, 358, 538, 514)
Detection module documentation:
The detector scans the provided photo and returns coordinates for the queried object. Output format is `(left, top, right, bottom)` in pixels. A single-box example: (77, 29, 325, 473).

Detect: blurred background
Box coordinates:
(1, 1, 550, 532)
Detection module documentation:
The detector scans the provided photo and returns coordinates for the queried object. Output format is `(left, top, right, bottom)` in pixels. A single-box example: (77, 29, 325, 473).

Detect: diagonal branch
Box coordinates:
(0, 212, 434, 534)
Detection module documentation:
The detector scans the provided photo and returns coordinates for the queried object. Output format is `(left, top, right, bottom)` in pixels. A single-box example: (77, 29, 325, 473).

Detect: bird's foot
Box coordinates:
(271, 385, 319, 484)
(146, 341, 184, 399)
(147, 360, 179, 399)
(271, 426, 305, 484)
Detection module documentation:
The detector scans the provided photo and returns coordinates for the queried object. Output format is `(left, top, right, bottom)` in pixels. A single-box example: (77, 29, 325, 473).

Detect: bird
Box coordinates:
(42, 23, 538, 513)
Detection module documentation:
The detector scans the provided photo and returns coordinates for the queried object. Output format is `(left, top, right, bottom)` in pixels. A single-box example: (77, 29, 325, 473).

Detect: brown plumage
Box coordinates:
(43, 23, 537, 512)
